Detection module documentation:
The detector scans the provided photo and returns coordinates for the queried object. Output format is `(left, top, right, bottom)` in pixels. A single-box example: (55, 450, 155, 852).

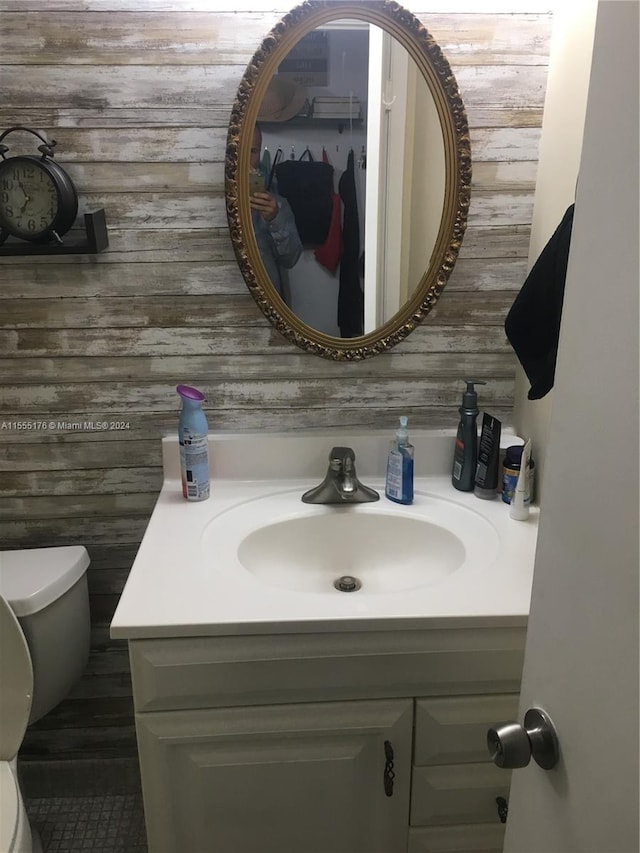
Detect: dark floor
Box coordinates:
(25, 794, 148, 853)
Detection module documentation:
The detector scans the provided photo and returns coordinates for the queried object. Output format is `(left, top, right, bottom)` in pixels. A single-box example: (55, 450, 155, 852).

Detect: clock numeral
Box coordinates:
(1, 191, 8, 203)
(4, 204, 14, 218)
(27, 218, 37, 231)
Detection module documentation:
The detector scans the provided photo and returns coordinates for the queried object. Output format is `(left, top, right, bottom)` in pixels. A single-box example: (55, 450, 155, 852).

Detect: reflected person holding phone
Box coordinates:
(250, 125, 302, 301)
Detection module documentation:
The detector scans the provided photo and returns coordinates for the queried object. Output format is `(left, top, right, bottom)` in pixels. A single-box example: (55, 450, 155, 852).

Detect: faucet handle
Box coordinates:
(329, 446, 355, 466)
(302, 445, 378, 504)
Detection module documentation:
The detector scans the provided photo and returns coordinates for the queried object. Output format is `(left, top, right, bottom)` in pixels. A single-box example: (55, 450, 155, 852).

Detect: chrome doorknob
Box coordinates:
(487, 708, 560, 770)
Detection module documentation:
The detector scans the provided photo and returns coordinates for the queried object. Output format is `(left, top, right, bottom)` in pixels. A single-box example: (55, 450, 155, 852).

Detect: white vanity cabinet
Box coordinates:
(129, 625, 525, 853)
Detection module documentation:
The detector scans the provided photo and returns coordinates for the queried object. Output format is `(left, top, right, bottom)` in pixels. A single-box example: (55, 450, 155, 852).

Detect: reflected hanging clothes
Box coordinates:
(314, 147, 343, 274)
(337, 149, 364, 337)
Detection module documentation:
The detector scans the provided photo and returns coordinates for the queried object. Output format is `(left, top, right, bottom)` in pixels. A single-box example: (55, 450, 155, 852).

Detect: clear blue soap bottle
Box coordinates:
(385, 416, 414, 505)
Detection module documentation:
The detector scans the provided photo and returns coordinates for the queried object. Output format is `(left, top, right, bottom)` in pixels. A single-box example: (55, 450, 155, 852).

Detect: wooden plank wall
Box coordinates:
(0, 2, 552, 764)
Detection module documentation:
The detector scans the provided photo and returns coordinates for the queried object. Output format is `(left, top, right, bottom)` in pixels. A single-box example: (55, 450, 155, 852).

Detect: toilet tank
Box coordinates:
(0, 546, 91, 724)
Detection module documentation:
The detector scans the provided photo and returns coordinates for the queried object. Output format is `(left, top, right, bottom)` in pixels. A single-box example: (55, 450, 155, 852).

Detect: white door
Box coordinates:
(364, 24, 390, 332)
(502, 3, 639, 851)
(364, 27, 412, 331)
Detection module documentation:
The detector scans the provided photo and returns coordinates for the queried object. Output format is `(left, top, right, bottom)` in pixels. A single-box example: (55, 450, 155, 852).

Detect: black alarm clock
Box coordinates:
(0, 126, 78, 245)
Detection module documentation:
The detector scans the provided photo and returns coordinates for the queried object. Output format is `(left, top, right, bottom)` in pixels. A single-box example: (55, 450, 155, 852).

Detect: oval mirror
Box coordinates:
(226, 0, 471, 361)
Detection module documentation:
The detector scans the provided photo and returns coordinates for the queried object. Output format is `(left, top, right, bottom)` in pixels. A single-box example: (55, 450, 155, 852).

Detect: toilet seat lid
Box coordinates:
(0, 545, 90, 616)
(0, 595, 33, 761)
(0, 762, 19, 852)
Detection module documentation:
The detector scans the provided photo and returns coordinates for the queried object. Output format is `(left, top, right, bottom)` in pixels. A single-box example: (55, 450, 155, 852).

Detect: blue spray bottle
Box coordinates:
(385, 416, 414, 505)
(176, 384, 210, 501)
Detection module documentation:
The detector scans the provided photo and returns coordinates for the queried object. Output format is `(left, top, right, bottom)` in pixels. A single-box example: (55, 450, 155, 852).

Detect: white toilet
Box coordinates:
(0, 546, 91, 853)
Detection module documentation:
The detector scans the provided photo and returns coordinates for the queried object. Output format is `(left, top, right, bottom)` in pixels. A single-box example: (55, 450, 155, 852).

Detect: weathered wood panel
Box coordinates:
(0, 494, 158, 522)
(1, 65, 548, 114)
(0, 128, 538, 168)
(0, 261, 246, 297)
(0, 126, 228, 162)
(0, 404, 518, 450)
(0, 13, 551, 66)
(0, 186, 535, 231)
(86, 544, 141, 572)
(0, 229, 235, 264)
(0, 5, 551, 774)
(0, 375, 517, 413)
(424, 14, 553, 65)
(0, 223, 531, 268)
(0, 258, 527, 299)
(88, 569, 137, 597)
(0, 440, 161, 470)
(0, 106, 234, 128)
(23, 697, 134, 733)
(471, 129, 541, 162)
(0, 291, 515, 330)
(0, 104, 545, 131)
(21, 724, 139, 761)
(0, 324, 514, 359)
(77, 192, 228, 229)
(0, 12, 277, 66)
(1, 65, 244, 109)
(1, 517, 152, 547)
(2, 467, 162, 496)
(2, 351, 516, 385)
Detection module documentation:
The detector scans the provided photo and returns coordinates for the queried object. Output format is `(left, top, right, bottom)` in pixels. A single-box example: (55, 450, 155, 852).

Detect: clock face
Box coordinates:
(0, 159, 59, 238)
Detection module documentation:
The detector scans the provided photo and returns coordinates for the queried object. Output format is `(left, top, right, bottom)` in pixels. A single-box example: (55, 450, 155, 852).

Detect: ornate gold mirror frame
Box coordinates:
(225, 0, 471, 361)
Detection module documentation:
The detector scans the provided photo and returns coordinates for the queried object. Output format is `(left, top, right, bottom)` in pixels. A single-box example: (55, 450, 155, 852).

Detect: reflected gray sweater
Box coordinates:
(251, 196, 302, 299)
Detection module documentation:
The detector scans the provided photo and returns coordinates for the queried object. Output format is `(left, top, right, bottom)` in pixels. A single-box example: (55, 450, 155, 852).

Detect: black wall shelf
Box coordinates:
(0, 208, 109, 256)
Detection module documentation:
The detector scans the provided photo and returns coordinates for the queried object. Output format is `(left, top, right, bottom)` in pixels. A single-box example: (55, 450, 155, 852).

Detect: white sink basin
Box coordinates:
(202, 490, 499, 597)
(239, 512, 464, 593)
(110, 432, 540, 639)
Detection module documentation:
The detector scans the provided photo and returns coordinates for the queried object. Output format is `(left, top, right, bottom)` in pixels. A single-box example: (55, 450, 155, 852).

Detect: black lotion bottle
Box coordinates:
(451, 379, 486, 491)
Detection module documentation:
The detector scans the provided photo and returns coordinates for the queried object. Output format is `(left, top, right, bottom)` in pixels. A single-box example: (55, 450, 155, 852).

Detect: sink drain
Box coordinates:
(334, 575, 362, 592)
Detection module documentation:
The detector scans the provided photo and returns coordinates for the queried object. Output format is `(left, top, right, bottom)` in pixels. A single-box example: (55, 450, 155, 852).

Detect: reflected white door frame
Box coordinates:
(364, 26, 408, 333)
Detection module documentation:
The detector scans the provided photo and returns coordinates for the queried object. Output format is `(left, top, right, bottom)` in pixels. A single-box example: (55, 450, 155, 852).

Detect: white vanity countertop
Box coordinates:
(110, 431, 539, 639)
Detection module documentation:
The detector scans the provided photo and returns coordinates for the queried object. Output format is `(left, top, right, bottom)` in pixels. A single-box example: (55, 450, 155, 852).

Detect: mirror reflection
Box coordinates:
(249, 20, 445, 339)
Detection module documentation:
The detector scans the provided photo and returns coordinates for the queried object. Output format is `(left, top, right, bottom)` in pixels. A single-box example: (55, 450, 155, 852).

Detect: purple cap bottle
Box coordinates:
(176, 385, 210, 501)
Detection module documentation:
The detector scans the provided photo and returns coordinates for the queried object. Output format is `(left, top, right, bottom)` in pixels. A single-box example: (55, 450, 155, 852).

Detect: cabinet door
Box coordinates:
(136, 698, 413, 853)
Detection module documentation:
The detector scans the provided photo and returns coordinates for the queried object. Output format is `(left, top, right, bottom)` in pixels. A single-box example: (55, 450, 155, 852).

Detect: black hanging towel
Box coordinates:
(337, 149, 364, 338)
(505, 204, 575, 400)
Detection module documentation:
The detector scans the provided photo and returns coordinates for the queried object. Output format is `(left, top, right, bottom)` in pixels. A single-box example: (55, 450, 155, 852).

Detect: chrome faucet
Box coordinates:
(301, 447, 379, 504)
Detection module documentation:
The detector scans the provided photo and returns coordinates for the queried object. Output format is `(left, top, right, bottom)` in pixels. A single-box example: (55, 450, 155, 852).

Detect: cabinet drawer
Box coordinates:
(410, 763, 510, 827)
(129, 627, 525, 712)
(414, 694, 519, 765)
(408, 823, 505, 853)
